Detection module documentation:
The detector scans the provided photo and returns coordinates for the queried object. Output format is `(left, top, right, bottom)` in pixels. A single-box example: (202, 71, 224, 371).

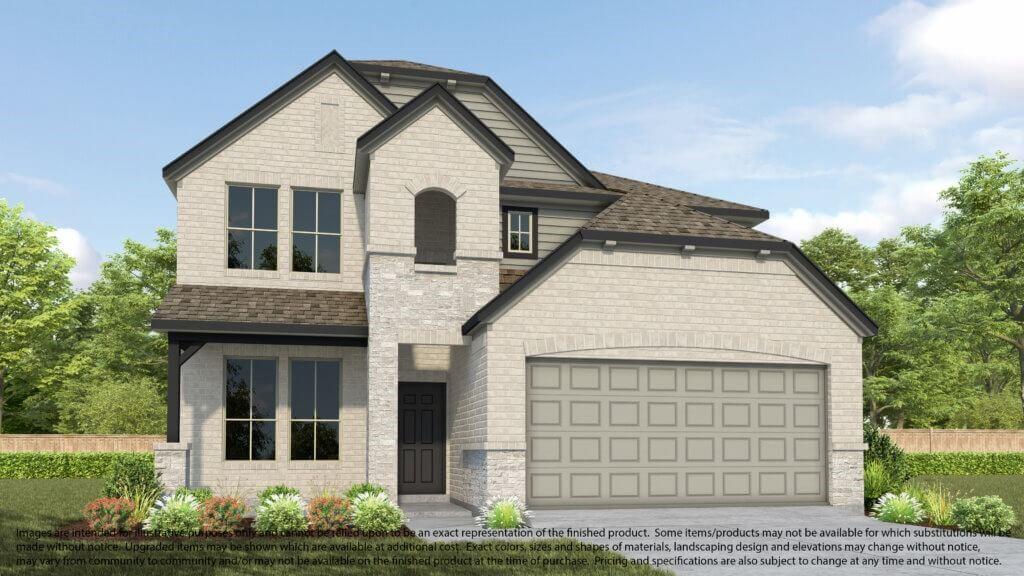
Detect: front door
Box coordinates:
(398, 382, 446, 494)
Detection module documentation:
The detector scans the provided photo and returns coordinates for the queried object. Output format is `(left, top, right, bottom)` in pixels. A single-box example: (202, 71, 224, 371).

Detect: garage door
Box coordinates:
(526, 361, 826, 506)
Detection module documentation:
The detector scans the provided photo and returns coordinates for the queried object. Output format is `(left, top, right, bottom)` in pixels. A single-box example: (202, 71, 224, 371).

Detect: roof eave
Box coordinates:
(151, 319, 369, 338)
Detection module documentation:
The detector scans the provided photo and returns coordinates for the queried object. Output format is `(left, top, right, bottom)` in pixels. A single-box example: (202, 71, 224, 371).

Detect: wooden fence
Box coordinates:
(881, 429, 1024, 453)
(0, 434, 161, 453)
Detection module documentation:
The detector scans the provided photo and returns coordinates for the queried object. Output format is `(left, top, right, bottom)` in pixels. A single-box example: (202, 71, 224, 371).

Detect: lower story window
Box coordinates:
(225, 358, 277, 460)
(290, 360, 340, 460)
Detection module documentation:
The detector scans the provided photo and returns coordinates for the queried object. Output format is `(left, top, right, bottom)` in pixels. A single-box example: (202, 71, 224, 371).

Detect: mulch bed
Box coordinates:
(58, 518, 415, 541)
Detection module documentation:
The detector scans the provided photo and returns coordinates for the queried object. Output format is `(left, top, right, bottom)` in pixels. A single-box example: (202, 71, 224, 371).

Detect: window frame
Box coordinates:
(288, 358, 342, 461)
(223, 357, 278, 461)
(502, 206, 538, 259)
(226, 184, 279, 271)
(291, 189, 342, 274)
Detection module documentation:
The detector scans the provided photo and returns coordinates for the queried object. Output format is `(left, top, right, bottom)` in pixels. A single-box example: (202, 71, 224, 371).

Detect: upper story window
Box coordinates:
(290, 359, 340, 460)
(292, 190, 341, 274)
(502, 206, 538, 259)
(227, 185, 278, 270)
(414, 190, 456, 265)
(225, 358, 277, 460)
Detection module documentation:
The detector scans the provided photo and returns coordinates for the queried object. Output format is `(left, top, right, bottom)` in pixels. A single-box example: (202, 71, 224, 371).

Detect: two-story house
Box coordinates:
(152, 51, 875, 512)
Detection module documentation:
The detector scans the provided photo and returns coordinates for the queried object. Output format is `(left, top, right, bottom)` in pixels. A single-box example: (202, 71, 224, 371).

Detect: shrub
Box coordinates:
(951, 496, 1018, 535)
(83, 497, 135, 534)
(144, 493, 202, 536)
(257, 485, 301, 505)
(351, 492, 405, 533)
(905, 452, 1024, 476)
(344, 483, 386, 500)
(871, 492, 925, 524)
(0, 452, 154, 479)
(308, 496, 351, 531)
(122, 483, 162, 529)
(201, 496, 246, 533)
(864, 461, 896, 503)
(103, 456, 163, 498)
(476, 496, 532, 529)
(255, 494, 307, 535)
(174, 486, 213, 504)
(907, 484, 957, 526)
(864, 422, 909, 485)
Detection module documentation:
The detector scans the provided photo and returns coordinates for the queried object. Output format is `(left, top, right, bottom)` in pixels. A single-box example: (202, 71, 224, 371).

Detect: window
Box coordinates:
(227, 185, 278, 270)
(292, 190, 341, 273)
(225, 359, 277, 460)
(502, 206, 538, 259)
(290, 360, 340, 460)
(414, 190, 456, 265)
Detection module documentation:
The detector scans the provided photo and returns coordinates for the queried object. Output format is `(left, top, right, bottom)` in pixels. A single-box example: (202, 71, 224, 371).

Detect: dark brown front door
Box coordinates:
(398, 382, 446, 494)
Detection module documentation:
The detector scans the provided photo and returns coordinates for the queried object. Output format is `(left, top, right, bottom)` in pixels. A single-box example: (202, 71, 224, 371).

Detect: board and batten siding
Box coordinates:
(366, 76, 579, 184)
(501, 203, 603, 268)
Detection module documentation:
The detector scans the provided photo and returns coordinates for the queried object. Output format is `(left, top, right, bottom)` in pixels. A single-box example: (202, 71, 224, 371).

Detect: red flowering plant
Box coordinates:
(307, 495, 351, 532)
(83, 497, 135, 534)
(200, 496, 246, 533)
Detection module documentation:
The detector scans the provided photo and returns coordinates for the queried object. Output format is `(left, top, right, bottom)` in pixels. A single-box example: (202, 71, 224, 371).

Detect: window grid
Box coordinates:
(290, 359, 341, 461)
(507, 211, 532, 253)
(292, 190, 341, 274)
(224, 358, 277, 461)
(227, 185, 278, 270)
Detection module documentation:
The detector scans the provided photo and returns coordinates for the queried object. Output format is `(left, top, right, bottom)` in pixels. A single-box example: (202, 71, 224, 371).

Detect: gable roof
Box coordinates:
(352, 59, 481, 78)
(593, 172, 769, 224)
(161, 51, 396, 186)
(353, 83, 515, 193)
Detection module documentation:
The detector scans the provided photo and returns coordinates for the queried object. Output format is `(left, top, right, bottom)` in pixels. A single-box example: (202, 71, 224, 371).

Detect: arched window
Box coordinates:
(414, 190, 456, 265)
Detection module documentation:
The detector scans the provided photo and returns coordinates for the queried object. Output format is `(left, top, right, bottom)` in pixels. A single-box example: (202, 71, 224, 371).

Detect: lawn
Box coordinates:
(910, 475, 1024, 539)
(0, 479, 662, 575)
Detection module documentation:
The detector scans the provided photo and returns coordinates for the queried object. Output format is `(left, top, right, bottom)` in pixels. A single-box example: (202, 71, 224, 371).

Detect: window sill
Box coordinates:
(226, 268, 281, 279)
(414, 263, 457, 275)
(290, 271, 343, 282)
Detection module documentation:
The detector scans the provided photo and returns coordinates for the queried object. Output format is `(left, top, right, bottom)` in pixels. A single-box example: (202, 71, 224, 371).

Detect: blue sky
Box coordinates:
(2, 0, 1023, 288)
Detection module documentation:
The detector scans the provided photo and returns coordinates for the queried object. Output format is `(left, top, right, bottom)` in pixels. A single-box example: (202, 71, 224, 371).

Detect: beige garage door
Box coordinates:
(526, 361, 827, 506)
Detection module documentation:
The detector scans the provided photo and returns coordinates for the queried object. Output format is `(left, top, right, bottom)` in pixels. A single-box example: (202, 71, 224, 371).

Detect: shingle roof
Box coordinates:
(592, 171, 767, 215)
(351, 59, 477, 77)
(501, 178, 621, 198)
(152, 284, 367, 331)
(584, 186, 781, 242)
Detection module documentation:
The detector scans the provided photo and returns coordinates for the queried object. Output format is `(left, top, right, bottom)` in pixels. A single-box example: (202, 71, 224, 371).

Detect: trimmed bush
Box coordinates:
(905, 452, 1024, 476)
(351, 492, 405, 533)
(255, 494, 307, 535)
(308, 496, 351, 531)
(864, 423, 909, 485)
(0, 452, 153, 479)
(174, 486, 213, 504)
(104, 457, 163, 498)
(257, 485, 301, 505)
(344, 483, 386, 500)
(201, 496, 246, 533)
(83, 497, 135, 534)
(476, 496, 532, 529)
(144, 493, 202, 536)
(871, 492, 925, 524)
(951, 496, 1018, 535)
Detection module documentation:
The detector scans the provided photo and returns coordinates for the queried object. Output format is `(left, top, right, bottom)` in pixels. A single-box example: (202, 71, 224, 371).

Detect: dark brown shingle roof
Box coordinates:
(592, 171, 766, 215)
(153, 284, 367, 333)
(351, 59, 477, 77)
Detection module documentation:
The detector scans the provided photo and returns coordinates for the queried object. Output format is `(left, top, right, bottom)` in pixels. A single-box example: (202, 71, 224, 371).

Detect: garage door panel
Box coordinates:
(527, 361, 827, 506)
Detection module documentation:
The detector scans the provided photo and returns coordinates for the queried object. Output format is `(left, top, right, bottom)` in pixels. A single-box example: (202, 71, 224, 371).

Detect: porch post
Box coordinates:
(167, 336, 180, 443)
(366, 334, 399, 500)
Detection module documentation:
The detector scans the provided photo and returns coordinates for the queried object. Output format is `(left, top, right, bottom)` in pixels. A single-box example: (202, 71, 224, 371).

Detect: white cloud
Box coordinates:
(53, 228, 101, 290)
(872, 0, 1024, 99)
(795, 93, 986, 146)
(760, 175, 953, 244)
(971, 120, 1024, 157)
(0, 172, 69, 196)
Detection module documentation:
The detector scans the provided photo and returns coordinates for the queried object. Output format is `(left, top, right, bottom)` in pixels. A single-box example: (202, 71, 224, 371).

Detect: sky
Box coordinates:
(2, 0, 1024, 289)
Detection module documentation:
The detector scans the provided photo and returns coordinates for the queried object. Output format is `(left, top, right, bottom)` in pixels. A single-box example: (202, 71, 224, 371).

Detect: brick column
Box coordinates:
(154, 442, 190, 490)
(366, 334, 398, 499)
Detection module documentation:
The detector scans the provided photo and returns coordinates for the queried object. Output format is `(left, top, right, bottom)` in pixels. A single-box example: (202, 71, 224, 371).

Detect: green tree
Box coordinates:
(800, 228, 876, 291)
(0, 201, 77, 432)
(54, 229, 175, 433)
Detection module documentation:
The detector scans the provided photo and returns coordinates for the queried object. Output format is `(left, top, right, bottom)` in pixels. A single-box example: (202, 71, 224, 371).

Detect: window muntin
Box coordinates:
(225, 359, 277, 460)
(502, 206, 538, 258)
(290, 360, 340, 460)
(292, 190, 341, 274)
(227, 186, 278, 270)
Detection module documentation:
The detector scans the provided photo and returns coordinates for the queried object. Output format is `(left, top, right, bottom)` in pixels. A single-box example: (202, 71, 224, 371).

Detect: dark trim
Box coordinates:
(179, 342, 205, 366)
(163, 51, 396, 183)
(168, 331, 367, 348)
(167, 342, 180, 443)
(153, 319, 368, 338)
(501, 205, 539, 260)
(500, 186, 621, 204)
(354, 84, 514, 194)
(462, 230, 878, 337)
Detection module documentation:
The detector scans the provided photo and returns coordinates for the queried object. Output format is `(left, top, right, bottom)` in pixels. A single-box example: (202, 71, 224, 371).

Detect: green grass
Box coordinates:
(0, 479, 662, 575)
(910, 475, 1024, 539)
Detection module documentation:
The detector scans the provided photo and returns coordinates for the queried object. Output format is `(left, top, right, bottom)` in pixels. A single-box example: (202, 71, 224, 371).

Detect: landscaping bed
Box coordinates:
(57, 517, 416, 540)
(910, 475, 1024, 539)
